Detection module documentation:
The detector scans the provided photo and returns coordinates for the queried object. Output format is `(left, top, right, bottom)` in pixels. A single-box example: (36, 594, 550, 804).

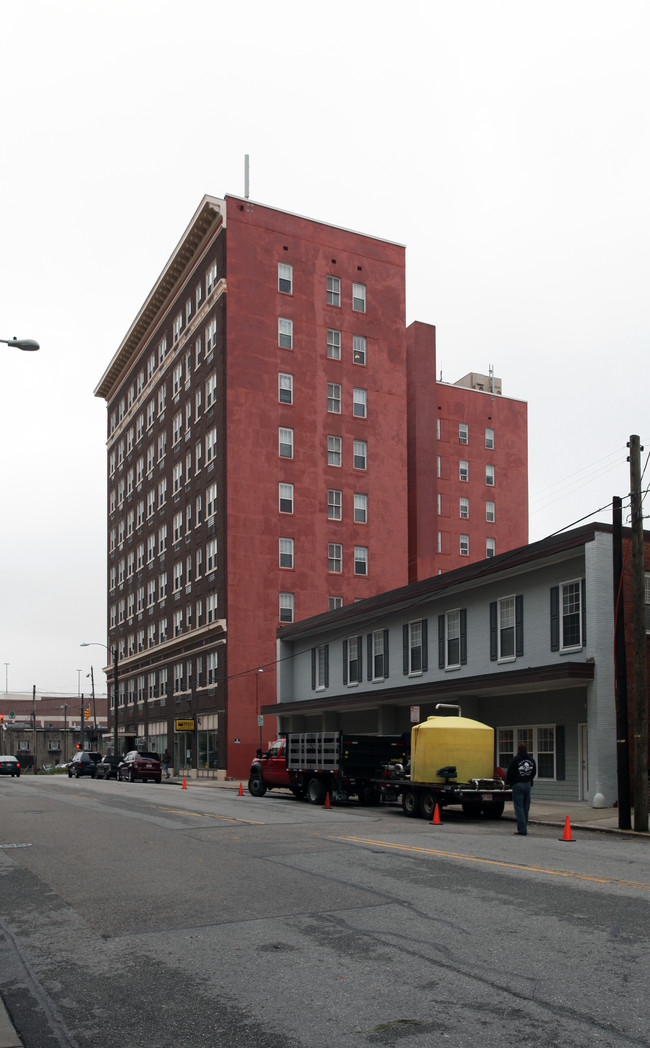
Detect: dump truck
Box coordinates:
(248, 706, 510, 818)
(248, 731, 409, 805)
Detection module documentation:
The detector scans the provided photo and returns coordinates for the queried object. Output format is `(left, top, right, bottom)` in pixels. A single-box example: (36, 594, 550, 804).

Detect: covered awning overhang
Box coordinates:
(261, 662, 594, 719)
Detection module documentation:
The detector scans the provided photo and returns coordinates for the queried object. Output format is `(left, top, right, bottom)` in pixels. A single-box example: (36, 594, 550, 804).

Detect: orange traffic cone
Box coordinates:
(324, 792, 331, 809)
(560, 816, 574, 842)
(238, 782, 243, 796)
(432, 804, 441, 825)
(181, 777, 187, 789)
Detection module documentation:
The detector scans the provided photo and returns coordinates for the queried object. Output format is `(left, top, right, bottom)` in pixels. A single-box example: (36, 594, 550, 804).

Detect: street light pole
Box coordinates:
(1, 337, 40, 351)
(59, 704, 70, 764)
(80, 642, 120, 757)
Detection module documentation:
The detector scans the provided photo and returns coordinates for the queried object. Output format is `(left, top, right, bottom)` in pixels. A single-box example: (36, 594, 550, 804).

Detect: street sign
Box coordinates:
(175, 719, 195, 732)
(410, 705, 420, 723)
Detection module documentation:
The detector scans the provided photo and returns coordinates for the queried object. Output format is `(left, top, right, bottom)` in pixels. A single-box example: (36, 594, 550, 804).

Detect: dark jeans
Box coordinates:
(512, 782, 532, 833)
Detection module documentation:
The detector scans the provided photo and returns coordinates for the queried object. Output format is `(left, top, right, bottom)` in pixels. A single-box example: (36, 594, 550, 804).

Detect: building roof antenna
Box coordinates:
(244, 154, 250, 200)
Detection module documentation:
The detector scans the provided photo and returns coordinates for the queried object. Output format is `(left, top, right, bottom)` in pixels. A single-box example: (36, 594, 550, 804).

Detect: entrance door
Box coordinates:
(579, 723, 588, 800)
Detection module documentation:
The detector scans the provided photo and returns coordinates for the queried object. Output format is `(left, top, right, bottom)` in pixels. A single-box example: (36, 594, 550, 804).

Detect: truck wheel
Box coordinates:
(402, 789, 418, 817)
(290, 784, 305, 799)
(419, 791, 437, 820)
(248, 773, 267, 798)
(482, 800, 504, 819)
(307, 777, 326, 805)
(462, 800, 483, 818)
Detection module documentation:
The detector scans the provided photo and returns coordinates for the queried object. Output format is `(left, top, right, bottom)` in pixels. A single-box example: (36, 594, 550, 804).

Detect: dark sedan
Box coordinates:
(0, 756, 21, 777)
(117, 751, 162, 784)
(95, 755, 121, 780)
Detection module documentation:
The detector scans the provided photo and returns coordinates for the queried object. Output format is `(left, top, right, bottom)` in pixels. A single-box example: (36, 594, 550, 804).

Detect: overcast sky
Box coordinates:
(1, 1, 648, 696)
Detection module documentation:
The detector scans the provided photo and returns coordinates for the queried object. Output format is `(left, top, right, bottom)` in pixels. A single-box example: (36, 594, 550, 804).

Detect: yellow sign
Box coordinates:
(175, 719, 195, 732)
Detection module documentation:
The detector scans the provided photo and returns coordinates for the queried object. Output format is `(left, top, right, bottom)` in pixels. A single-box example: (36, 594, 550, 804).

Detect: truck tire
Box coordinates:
(482, 800, 504, 819)
(402, 789, 419, 817)
(419, 790, 438, 820)
(248, 773, 267, 798)
(462, 800, 483, 818)
(307, 777, 326, 805)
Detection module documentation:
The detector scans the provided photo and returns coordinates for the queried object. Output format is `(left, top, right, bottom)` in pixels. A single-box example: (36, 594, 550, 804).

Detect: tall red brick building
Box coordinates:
(95, 195, 527, 779)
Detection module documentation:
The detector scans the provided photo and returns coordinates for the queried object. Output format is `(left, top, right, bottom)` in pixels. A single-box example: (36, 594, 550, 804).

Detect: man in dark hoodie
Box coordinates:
(506, 741, 537, 835)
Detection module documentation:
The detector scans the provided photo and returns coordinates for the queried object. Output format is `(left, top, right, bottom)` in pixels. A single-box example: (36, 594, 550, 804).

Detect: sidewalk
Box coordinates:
(0, 1001, 22, 1048)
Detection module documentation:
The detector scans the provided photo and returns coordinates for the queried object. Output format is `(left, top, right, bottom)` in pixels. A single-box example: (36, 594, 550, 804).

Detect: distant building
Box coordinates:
(95, 196, 528, 779)
(0, 693, 108, 768)
(274, 522, 649, 805)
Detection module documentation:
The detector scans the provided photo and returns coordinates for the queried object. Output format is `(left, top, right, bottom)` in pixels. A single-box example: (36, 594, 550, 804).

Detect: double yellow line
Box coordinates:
(331, 835, 650, 891)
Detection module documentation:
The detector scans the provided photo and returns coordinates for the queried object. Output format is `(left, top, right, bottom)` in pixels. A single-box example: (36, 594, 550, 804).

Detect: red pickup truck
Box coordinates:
(248, 738, 300, 797)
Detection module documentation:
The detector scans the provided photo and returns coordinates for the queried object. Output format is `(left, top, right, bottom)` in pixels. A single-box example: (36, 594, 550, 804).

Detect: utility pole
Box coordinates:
(627, 435, 648, 833)
(612, 496, 631, 829)
(32, 684, 38, 774)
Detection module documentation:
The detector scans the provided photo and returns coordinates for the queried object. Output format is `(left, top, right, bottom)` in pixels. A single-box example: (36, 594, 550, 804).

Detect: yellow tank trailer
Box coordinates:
(411, 714, 495, 784)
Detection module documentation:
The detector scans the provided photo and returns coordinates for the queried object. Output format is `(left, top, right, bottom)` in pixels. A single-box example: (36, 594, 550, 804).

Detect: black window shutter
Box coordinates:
(489, 602, 498, 661)
(555, 725, 565, 780)
(550, 586, 559, 651)
(367, 634, 373, 680)
(581, 578, 586, 645)
(403, 624, 409, 675)
(515, 595, 524, 657)
(438, 615, 445, 670)
(421, 619, 428, 672)
(342, 639, 348, 685)
(357, 636, 363, 682)
(324, 645, 329, 688)
(460, 608, 467, 665)
(311, 648, 316, 691)
(383, 630, 389, 678)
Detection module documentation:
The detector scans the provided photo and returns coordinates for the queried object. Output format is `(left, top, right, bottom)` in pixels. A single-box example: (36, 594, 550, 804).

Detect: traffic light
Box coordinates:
(76, 743, 81, 750)
(84, 708, 91, 721)
(0, 715, 3, 723)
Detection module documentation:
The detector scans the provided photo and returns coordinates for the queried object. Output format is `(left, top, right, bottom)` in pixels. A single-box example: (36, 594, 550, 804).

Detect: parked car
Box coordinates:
(67, 751, 101, 778)
(0, 756, 21, 777)
(117, 751, 161, 784)
(95, 755, 121, 780)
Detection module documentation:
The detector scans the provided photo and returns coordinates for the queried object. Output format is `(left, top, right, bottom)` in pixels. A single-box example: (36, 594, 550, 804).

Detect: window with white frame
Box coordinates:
(207, 593, 218, 623)
(353, 440, 367, 470)
(158, 383, 168, 414)
(173, 561, 183, 592)
(279, 537, 294, 568)
(352, 282, 366, 312)
(460, 497, 469, 519)
(159, 571, 168, 599)
(405, 619, 427, 675)
(353, 388, 367, 417)
(354, 546, 368, 575)
(279, 427, 293, 458)
(329, 596, 343, 611)
(207, 650, 218, 684)
(159, 523, 167, 552)
(172, 461, 183, 495)
(279, 482, 294, 513)
(354, 492, 367, 523)
(172, 410, 182, 448)
(326, 275, 340, 306)
(158, 431, 167, 461)
(313, 644, 329, 689)
(486, 464, 495, 486)
(173, 312, 183, 344)
(278, 263, 293, 294)
(327, 329, 341, 359)
(205, 427, 217, 464)
(370, 630, 389, 681)
(440, 609, 466, 669)
(279, 372, 293, 404)
(459, 423, 468, 444)
(490, 595, 524, 661)
(459, 460, 469, 482)
(353, 335, 366, 365)
(460, 534, 469, 556)
(328, 489, 342, 520)
(485, 427, 495, 449)
(146, 444, 155, 474)
(174, 609, 183, 637)
(206, 482, 217, 519)
(497, 726, 556, 779)
(327, 382, 341, 413)
(550, 580, 584, 651)
(147, 579, 156, 607)
(279, 592, 294, 623)
(205, 372, 217, 409)
(486, 500, 495, 523)
(173, 511, 183, 544)
(328, 434, 341, 466)
(278, 318, 293, 349)
(206, 261, 218, 296)
(195, 494, 202, 526)
(486, 538, 496, 558)
(205, 318, 217, 355)
(344, 635, 362, 685)
(328, 543, 342, 573)
(206, 538, 218, 573)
